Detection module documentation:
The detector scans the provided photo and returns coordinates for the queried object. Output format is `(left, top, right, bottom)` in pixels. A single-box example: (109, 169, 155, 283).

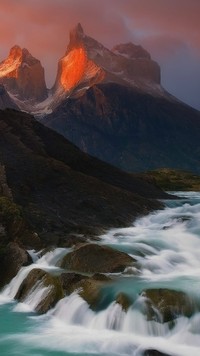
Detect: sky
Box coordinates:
(0, 0, 199, 110)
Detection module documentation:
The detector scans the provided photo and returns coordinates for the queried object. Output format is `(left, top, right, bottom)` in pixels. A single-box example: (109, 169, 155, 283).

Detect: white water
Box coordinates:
(0, 192, 200, 355)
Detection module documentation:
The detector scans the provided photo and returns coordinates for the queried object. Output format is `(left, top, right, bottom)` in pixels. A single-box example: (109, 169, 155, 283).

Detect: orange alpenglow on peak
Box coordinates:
(54, 23, 105, 94)
(0, 46, 47, 101)
(0, 45, 23, 78)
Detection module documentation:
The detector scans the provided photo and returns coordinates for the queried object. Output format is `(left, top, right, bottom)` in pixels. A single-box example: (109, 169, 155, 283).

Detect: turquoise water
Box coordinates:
(0, 192, 200, 355)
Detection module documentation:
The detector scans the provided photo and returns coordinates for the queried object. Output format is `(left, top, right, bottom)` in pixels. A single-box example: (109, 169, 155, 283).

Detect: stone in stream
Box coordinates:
(60, 243, 135, 273)
(15, 268, 64, 313)
(115, 292, 132, 312)
(141, 288, 196, 323)
(0, 242, 32, 288)
(60, 272, 111, 310)
(144, 350, 170, 356)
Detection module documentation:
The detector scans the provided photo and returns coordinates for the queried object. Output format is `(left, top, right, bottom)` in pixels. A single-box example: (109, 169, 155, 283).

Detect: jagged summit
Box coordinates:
(69, 23, 85, 45)
(53, 23, 105, 96)
(0, 46, 47, 102)
(0, 24, 163, 114)
(53, 23, 161, 101)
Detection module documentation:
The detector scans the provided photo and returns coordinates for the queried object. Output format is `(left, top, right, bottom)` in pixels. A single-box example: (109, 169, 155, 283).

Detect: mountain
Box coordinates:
(0, 108, 166, 246)
(0, 84, 18, 110)
(49, 23, 161, 108)
(0, 46, 47, 102)
(41, 24, 200, 174)
(2, 25, 200, 175)
(43, 81, 200, 174)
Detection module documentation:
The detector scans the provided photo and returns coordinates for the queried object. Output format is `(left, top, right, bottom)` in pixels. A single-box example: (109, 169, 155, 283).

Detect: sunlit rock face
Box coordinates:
(0, 46, 47, 102)
(53, 24, 105, 96)
(53, 23, 160, 97)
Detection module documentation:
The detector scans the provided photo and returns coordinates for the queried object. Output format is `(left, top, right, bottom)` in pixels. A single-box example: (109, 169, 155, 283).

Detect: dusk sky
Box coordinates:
(0, 0, 199, 110)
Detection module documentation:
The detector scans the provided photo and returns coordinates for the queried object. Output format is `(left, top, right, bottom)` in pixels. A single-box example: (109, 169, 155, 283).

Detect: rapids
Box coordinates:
(0, 192, 200, 355)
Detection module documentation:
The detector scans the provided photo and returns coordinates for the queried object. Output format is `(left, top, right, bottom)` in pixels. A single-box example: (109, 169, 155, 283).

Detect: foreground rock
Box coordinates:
(0, 242, 32, 287)
(144, 350, 170, 356)
(15, 268, 64, 313)
(142, 288, 196, 323)
(61, 243, 135, 273)
(115, 292, 132, 312)
(61, 272, 111, 309)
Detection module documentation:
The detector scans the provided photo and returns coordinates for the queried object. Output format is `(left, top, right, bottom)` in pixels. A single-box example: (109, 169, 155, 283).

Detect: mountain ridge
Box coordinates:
(0, 108, 166, 245)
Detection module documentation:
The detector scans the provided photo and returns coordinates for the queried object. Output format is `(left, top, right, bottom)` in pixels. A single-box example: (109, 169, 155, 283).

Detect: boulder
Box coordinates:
(144, 350, 170, 356)
(60, 272, 110, 309)
(60, 243, 135, 273)
(15, 268, 64, 313)
(142, 288, 196, 323)
(115, 292, 132, 311)
(0, 242, 32, 287)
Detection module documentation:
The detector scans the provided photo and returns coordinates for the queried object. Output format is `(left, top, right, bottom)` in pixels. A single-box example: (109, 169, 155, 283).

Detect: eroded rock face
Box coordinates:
(61, 243, 135, 273)
(53, 24, 105, 96)
(0, 46, 47, 101)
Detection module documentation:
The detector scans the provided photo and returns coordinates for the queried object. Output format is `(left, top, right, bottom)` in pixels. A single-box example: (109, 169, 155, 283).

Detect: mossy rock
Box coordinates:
(0, 196, 41, 249)
(61, 243, 135, 273)
(15, 268, 64, 313)
(140, 168, 200, 191)
(142, 288, 196, 323)
(0, 242, 32, 288)
(60, 272, 111, 310)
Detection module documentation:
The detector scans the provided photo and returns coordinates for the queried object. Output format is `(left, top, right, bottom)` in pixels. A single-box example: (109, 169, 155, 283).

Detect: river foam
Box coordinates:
(0, 192, 200, 355)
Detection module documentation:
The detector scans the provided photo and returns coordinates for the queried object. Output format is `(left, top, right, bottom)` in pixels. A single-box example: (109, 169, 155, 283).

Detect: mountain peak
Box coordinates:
(51, 24, 161, 108)
(0, 46, 47, 101)
(9, 45, 22, 59)
(69, 23, 85, 45)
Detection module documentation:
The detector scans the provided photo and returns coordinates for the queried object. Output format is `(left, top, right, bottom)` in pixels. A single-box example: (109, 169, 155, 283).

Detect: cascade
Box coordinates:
(0, 193, 200, 355)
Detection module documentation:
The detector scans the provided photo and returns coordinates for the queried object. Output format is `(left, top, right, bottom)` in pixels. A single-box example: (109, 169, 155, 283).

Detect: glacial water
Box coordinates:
(0, 192, 200, 355)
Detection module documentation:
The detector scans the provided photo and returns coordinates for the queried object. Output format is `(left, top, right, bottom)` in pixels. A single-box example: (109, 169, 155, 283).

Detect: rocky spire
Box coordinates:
(69, 23, 85, 45)
(0, 46, 47, 102)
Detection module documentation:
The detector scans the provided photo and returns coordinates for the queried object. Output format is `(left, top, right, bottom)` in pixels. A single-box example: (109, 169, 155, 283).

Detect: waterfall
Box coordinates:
(0, 192, 200, 355)
(0, 247, 68, 304)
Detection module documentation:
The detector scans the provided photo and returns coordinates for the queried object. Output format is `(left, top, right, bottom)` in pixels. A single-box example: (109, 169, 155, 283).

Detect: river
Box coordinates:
(0, 192, 200, 356)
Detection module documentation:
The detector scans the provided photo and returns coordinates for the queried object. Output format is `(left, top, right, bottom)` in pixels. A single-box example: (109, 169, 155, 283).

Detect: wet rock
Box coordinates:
(115, 292, 132, 311)
(144, 350, 170, 356)
(15, 268, 64, 313)
(60, 272, 88, 292)
(142, 288, 196, 323)
(59, 233, 87, 248)
(61, 272, 111, 309)
(60, 243, 135, 273)
(0, 242, 32, 287)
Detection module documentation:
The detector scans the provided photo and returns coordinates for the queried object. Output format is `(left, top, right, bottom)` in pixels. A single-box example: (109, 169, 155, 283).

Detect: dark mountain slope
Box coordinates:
(0, 84, 18, 110)
(43, 82, 200, 173)
(0, 109, 165, 244)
